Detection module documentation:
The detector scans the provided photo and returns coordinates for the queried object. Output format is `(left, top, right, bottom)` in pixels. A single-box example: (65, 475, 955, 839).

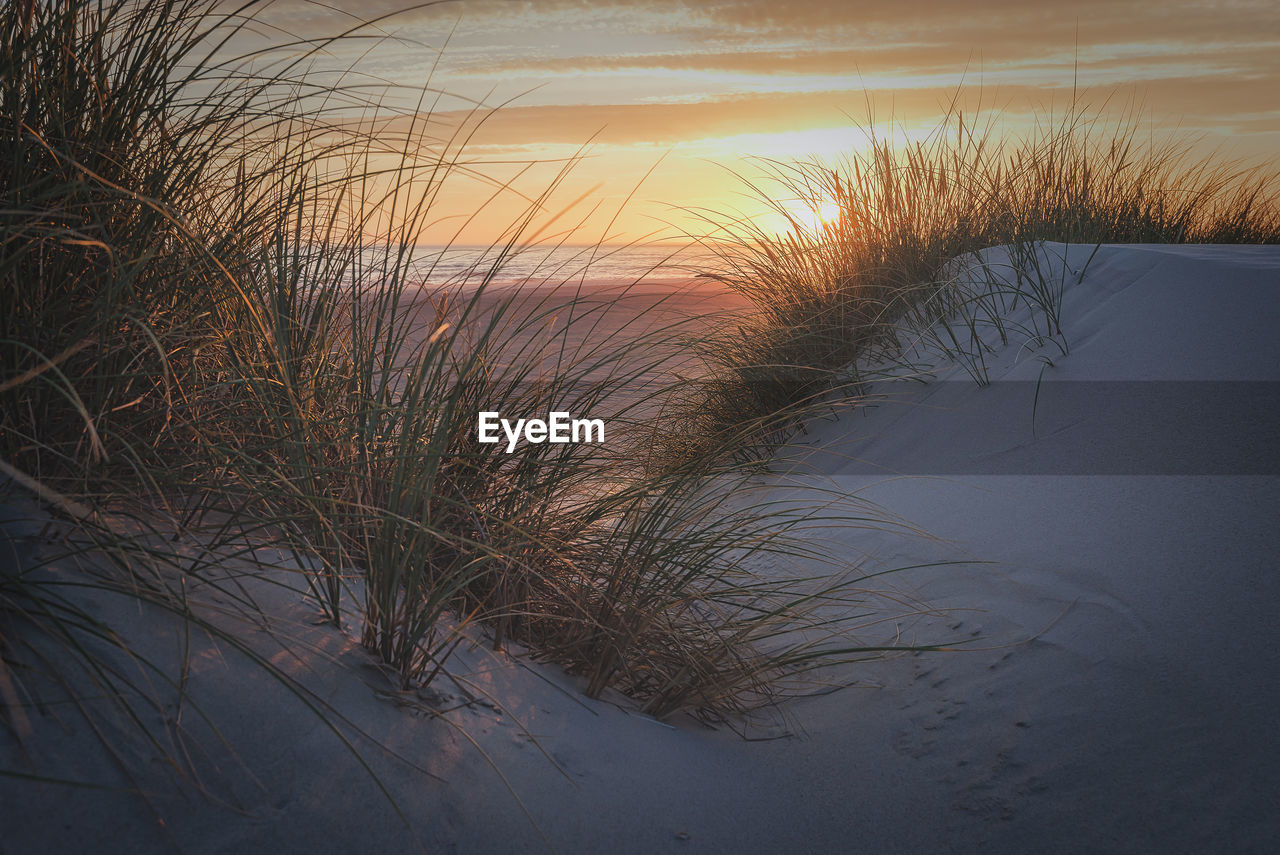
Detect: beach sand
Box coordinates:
(3, 243, 1278, 853)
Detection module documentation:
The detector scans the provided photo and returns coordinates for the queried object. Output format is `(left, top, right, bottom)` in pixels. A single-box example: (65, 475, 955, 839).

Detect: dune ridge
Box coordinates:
(4, 243, 1278, 853)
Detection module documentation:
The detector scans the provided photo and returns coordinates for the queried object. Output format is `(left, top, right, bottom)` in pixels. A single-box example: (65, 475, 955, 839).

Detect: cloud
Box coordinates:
(229, 0, 1280, 244)
(353, 70, 1276, 157)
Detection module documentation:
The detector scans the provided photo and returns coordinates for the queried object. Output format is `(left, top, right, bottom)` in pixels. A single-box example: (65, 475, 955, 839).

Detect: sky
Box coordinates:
(246, 0, 1280, 246)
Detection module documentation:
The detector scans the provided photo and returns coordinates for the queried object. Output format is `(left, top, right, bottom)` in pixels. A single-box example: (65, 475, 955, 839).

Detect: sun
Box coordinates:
(816, 200, 842, 226)
(778, 198, 844, 235)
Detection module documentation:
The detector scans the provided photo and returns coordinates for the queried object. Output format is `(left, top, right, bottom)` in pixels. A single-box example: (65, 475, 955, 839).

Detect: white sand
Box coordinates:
(3, 243, 1278, 853)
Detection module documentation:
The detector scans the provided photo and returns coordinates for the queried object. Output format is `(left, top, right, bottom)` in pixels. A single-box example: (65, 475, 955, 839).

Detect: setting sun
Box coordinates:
(774, 198, 845, 237)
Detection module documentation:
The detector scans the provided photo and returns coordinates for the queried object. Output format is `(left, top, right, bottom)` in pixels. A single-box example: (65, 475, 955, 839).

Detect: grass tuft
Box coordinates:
(2, 2, 941, 831)
(680, 98, 1280, 450)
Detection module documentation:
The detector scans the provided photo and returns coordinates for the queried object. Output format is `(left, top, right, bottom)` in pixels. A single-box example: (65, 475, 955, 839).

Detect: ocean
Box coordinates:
(392, 243, 719, 291)
(365, 242, 750, 410)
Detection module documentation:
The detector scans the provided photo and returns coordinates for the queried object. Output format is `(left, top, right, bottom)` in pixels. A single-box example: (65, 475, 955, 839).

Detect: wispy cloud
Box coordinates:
(244, 1, 1280, 242)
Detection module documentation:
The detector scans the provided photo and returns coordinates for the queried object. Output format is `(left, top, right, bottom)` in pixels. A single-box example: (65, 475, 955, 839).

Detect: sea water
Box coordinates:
(394, 243, 716, 291)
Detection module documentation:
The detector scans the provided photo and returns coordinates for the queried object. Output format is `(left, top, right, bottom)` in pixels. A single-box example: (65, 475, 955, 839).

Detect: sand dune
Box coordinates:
(3, 243, 1277, 854)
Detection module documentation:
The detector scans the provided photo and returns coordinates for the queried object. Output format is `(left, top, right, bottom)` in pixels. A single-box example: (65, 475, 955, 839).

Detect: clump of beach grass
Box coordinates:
(677, 98, 1280, 456)
(2, 0, 940, 833)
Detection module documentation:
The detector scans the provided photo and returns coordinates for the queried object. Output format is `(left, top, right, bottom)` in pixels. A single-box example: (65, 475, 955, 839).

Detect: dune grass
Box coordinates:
(0, 0, 948, 831)
(679, 100, 1280, 454)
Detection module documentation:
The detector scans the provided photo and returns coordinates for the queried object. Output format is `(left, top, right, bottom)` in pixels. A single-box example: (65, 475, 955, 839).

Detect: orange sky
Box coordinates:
(249, 0, 1280, 246)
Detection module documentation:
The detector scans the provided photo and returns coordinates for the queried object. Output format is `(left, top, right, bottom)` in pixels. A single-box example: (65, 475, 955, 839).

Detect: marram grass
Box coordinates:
(678, 99, 1280, 454)
(1, 0, 940, 835)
